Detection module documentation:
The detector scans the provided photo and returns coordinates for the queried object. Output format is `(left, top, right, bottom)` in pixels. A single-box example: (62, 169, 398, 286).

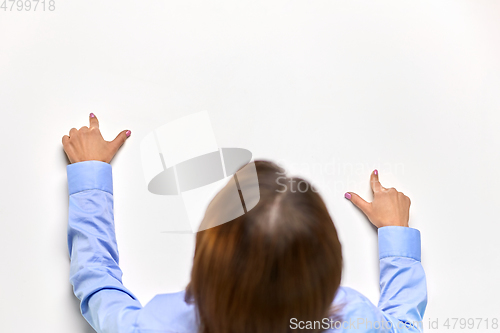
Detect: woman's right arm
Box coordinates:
(346, 170, 427, 332)
(377, 226, 427, 331)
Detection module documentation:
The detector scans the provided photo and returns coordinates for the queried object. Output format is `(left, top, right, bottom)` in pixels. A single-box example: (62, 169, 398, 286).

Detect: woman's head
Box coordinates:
(186, 160, 343, 333)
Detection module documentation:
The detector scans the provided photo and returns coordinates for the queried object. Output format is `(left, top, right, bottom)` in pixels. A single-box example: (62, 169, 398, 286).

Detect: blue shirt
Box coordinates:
(67, 160, 427, 333)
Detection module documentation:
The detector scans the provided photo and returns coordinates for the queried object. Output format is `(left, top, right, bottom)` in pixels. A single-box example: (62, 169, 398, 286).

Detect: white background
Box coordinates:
(1, 1, 500, 332)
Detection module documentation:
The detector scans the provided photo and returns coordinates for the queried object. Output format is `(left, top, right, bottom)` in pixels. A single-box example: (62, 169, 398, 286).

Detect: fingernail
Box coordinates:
(374, 169, 378, 175)
(90, 113, 95, 118)
(126, 130, 131, 138)
(344, 192, 351, 200)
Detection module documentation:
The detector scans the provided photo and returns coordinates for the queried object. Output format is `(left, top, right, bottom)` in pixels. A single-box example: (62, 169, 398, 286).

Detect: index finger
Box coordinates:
(370, 169, 383, 192)
(89, 113, 99, 129)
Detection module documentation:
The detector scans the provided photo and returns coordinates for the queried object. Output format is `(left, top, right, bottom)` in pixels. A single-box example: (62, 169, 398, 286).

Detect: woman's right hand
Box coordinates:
(345, 170, 411, 228)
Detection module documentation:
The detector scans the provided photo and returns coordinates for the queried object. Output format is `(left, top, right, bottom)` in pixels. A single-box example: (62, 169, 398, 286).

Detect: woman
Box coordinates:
(62, 114, 426, 333)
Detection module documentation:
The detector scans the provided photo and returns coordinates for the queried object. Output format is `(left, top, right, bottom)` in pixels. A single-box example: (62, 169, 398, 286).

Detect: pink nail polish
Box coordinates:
(345, 192, 351, 200)
(374, 169, 378, 175)
(126, 130, 131, 137)
(90, 113, 95, 118)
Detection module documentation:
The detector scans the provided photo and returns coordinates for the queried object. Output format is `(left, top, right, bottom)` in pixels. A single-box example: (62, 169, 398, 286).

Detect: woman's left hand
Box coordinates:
(62, 113, 130, 164)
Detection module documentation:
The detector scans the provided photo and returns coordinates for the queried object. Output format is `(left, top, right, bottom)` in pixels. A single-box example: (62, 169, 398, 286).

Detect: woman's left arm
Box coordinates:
(68, 160, 142, 332)
(63, 114, 140, 332)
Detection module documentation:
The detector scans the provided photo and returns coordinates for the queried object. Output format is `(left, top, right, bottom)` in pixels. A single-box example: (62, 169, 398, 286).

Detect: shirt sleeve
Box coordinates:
(377, 226, 428, 332)
(67, 160, 142, 333)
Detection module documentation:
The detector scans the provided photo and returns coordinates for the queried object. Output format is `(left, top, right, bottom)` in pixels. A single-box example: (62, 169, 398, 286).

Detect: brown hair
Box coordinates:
(185, 160, 343, 333)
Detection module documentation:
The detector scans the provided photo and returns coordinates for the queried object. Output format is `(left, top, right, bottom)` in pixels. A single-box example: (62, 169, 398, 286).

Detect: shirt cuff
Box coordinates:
(378, 226, 421, 262)
(67, 160, 113, 195)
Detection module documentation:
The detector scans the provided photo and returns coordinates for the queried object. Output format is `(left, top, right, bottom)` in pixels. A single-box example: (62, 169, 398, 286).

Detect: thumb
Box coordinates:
(109, 129, 131, 153)
(345, 192, 372, 216)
